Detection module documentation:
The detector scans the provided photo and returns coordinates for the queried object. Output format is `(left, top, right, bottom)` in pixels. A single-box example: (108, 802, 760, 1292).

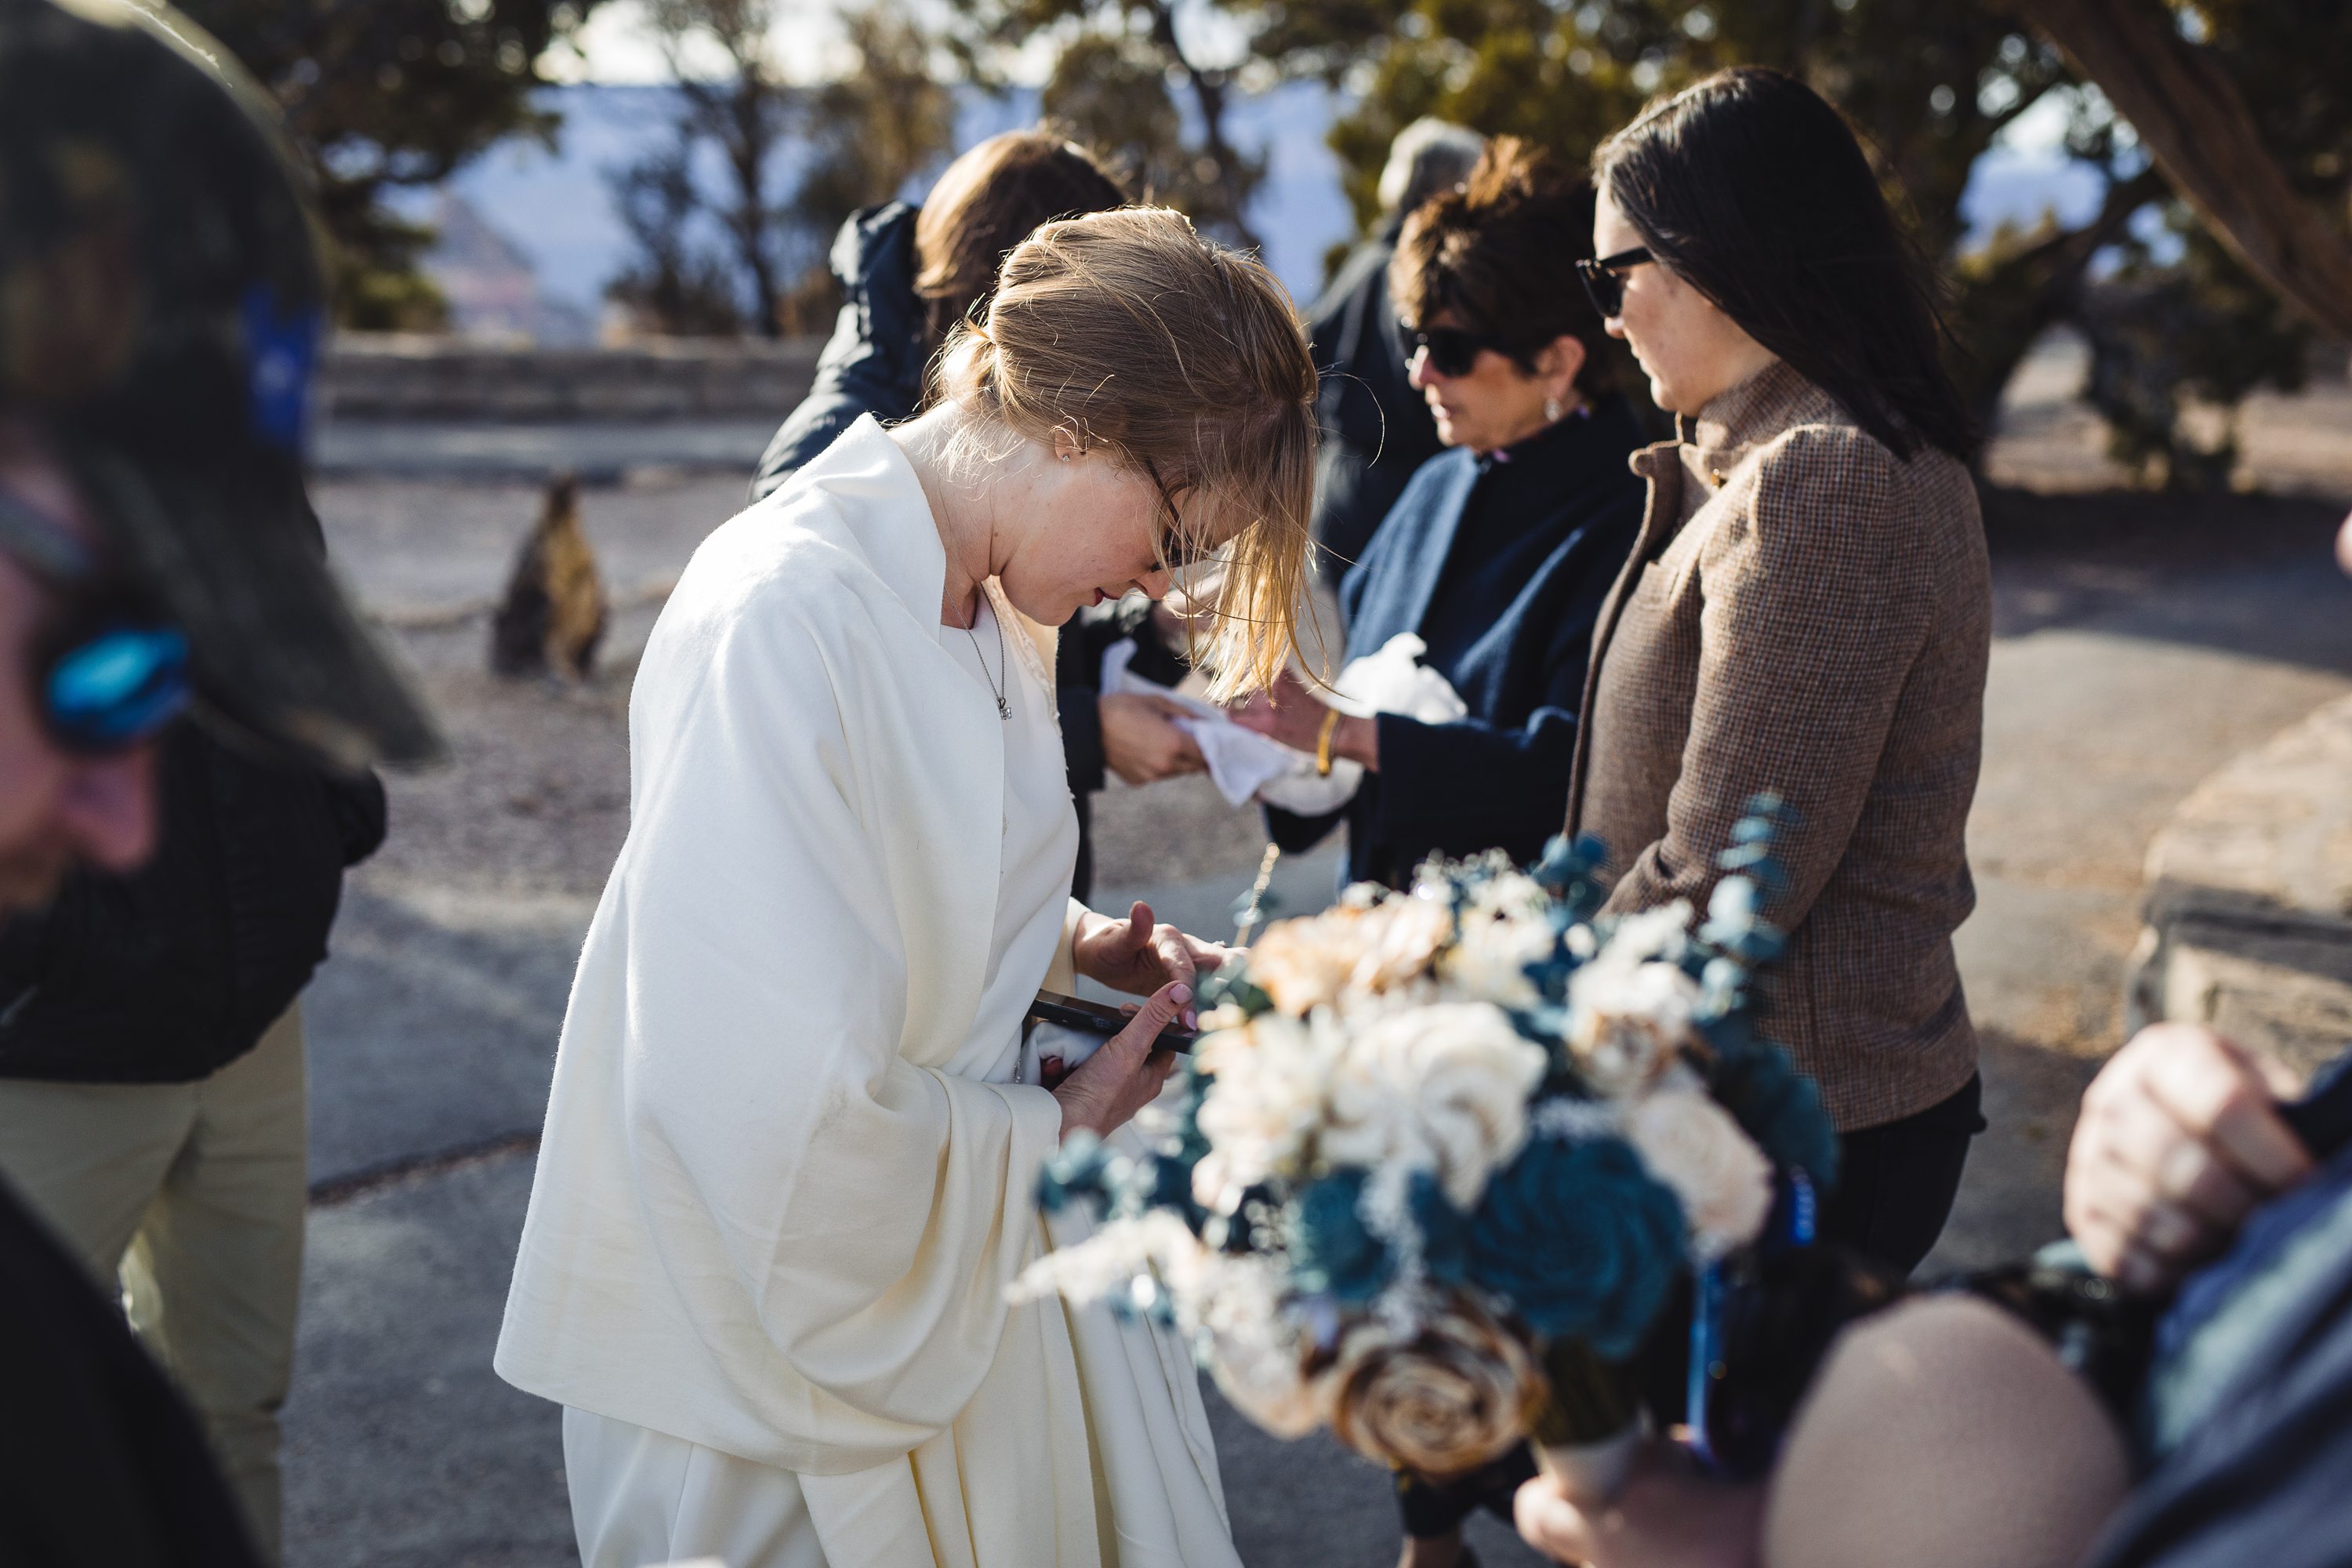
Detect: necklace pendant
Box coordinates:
(996, 696, 1011, 721)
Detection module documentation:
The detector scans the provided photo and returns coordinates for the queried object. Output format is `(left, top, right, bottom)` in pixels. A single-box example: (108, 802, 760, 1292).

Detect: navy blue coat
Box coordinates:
(750, 202, 926, 501)
(1268, 397, 1646, 887)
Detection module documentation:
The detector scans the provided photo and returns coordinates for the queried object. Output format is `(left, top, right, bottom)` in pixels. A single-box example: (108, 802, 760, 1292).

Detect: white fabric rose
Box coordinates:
(1181, 1250, 1331, 1439)
(1193, 1013, 1342, 1205)
(1565, 955, 1703, 1095)
(1622, 1089, 1774, 1260)
(1246, 893, 1454, 1017)
(1439, 905, 1556, 1009)
(1321, 1002, 1547, 1210)
(1345, 894, 1454, 997)
(1600, 901, 1697, 966)
(1244, 917, 1359, 1016)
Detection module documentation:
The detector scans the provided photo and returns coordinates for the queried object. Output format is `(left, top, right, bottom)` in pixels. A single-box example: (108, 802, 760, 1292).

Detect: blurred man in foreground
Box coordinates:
(0, 0, 440, 1560)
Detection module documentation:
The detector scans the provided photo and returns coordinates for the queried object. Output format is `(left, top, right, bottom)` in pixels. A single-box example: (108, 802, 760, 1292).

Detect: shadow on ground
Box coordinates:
(1923, 1030, 2104, 1276)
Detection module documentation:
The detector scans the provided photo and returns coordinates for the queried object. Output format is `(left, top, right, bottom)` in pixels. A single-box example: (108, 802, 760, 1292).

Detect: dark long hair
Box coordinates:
(1593, 68, 1976, 462)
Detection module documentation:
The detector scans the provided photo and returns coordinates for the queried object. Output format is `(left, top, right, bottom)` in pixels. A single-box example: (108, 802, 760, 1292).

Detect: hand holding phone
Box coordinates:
(1043, 982, 1192, 1142)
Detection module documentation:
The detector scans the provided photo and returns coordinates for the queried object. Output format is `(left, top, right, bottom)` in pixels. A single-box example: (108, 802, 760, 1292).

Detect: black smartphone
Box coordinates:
(1025, 989, 1200, 1053)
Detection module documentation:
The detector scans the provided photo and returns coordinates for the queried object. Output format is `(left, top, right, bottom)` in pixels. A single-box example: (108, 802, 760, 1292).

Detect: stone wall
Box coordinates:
(321, 332, 824, 423)
(2129, 692, 2352, 1080)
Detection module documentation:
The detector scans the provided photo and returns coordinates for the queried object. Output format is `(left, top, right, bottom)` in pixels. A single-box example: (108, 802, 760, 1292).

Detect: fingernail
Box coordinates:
(1184, 1010, 1198, 1029)
(1172, 984, 1192, 1006)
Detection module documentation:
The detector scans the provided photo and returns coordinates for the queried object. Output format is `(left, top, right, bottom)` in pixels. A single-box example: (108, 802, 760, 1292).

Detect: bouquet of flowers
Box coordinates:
(1012, 796, 1841, 1494)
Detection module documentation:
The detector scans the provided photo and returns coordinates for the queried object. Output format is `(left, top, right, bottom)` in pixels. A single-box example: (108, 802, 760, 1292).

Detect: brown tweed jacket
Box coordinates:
(1565, 361, 1991, 1131)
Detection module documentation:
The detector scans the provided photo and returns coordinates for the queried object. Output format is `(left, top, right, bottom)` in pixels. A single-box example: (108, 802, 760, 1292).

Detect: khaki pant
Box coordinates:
(0, 1004, 307, 1564)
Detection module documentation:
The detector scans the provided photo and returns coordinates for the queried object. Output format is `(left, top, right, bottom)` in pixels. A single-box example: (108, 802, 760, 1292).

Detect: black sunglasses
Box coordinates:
(1575, 245, 1655, 319)
(1398, 325, 1543, 380)
(0, 492, 191, 756)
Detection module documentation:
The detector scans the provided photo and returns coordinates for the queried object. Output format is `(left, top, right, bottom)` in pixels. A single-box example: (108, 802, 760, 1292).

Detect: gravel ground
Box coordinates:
(322, 470, 1288, 906)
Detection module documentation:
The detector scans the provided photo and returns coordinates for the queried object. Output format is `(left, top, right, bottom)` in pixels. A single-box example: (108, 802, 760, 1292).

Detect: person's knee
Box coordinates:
(1762, 1295, 2129, 1568)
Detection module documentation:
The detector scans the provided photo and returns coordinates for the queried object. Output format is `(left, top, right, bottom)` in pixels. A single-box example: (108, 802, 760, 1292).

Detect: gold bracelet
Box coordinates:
(1315, 707, 1343, 777)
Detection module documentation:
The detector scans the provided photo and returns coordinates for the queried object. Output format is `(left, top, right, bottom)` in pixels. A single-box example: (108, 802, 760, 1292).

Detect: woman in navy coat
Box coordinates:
(1236, 140, 1646, 893)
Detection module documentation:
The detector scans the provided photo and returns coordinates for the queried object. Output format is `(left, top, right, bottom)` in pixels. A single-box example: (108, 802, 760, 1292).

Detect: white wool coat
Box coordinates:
(495, 417, 1236, 1568)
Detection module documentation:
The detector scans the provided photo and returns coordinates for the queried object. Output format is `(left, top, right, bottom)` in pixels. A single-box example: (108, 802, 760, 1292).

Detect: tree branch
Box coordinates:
(1139, 0, 1263, 249)
(2027, 0, 2352, 339)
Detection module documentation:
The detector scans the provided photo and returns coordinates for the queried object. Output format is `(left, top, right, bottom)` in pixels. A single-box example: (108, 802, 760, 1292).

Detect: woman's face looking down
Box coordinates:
(1592, 183, 1776, 418)
(995, 430, 1224, 627)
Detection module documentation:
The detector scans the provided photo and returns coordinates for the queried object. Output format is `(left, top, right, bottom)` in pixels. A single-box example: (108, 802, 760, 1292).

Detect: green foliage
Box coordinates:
(2061, 0, 2352, 487)
(947, 0, 1288, 245)
(2083, 212, 2310, 488)
(180, 0, 603, 332)
(786, 5, 958, 330)
(1038, 33, 1263, 223)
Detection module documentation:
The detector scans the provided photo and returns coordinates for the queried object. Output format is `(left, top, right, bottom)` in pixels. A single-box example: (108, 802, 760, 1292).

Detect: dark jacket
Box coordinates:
(1269, 397, 1646, 888)
(1054, 597, 1188, 904)
(0, 1172, 262, 1566)
(0, 725, 386, 1083)
(748, 201, 1181, 901)
(2082, 1056, 2352, 1568)
(751, 202, 927, 503)
(1305, 217, 1448, 581)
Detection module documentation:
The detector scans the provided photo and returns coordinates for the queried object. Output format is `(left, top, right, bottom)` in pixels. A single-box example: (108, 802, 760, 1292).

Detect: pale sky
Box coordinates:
(543, 0, 922, 85)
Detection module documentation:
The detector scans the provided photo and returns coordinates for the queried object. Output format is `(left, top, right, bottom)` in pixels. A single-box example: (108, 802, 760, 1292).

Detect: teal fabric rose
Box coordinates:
(1467, 1132, 1686, 1357)
(1705, 1035, 1840, 1191)
(1292, 1168, 1468, 1302)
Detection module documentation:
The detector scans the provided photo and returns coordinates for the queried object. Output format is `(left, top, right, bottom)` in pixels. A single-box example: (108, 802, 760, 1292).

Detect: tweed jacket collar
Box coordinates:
(1687, 359, 1824, 481)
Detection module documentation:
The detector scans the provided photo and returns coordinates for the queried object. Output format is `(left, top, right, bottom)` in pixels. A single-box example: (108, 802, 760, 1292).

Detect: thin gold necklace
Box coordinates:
(960, 595, 1010, 721)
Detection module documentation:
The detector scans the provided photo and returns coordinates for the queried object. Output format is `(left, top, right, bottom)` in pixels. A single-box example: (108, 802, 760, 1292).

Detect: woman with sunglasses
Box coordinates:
(1566, 67, 1991, 1281)
(1232, 140, 1646, 911)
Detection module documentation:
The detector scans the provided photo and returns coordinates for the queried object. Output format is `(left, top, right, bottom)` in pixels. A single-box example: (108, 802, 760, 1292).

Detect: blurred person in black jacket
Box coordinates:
(1303, 118, 1485, 585)
(0, 2, 442, 1564)
(750, 128, 1199, 899)
(0, 724, 386, 1562)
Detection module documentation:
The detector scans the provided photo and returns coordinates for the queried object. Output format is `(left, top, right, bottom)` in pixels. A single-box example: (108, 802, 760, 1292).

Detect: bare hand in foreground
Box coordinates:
(1513, 1443, 1763, 1568)
(1099, 691, 1206, 785)
(1073, 902, 1230, 1025)
(1051, 980, 1187, 1141)
(2065, 1022, 2313, 1294)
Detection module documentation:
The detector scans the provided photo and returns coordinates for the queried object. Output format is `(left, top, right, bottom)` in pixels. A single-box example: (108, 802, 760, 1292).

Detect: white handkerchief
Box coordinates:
(1100, 641, 1301, 807)
(1098, 633, 1468, 815)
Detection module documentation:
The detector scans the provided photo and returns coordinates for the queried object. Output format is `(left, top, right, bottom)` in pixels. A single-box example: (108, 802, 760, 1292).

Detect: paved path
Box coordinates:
(279, 465, 2352, 1565)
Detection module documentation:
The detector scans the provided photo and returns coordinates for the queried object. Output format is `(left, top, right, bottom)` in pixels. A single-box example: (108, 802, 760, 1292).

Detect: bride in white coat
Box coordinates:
(495, 208, 1318, 1568)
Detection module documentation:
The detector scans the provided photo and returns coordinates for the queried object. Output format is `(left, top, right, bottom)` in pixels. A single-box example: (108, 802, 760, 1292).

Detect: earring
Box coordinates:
(1544, 395, 1563, 423)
